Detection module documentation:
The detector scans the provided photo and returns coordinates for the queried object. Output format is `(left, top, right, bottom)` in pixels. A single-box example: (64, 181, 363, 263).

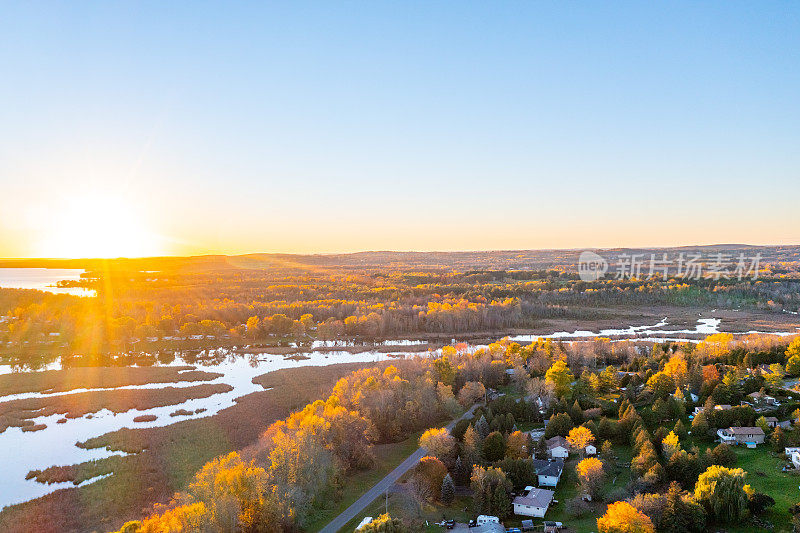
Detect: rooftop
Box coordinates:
(513, 487, 555, 508)
(726, 426, 765, 435)
(546, 436, 568, 449)
(533, 458, 564, 477)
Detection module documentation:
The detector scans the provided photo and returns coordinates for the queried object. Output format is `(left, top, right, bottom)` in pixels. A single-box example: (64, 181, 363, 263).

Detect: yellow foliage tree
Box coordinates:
(546, 359, 574, 398)
(567, 426, 595, 457)
(661, 430, 680, 457)
(597, 501, 655, 533)
(664, 354, 688, 387)
(576, 457, 605, 499)
(420, 427, 455, 460)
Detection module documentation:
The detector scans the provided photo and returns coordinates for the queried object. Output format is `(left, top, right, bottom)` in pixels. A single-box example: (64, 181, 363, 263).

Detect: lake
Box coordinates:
(0, 268, 94, 297)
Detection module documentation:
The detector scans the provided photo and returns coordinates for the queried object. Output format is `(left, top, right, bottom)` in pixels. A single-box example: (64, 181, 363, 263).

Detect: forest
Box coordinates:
(2, 246, 799, 368)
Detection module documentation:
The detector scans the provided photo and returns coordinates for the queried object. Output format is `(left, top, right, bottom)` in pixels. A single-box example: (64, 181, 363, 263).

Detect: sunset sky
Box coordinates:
(1, 2, 799, 258)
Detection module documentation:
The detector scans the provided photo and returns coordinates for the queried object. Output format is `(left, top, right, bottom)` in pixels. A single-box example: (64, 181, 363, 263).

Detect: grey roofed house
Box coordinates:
(514, 487, 554, 508)
(533, 458, 564, 478)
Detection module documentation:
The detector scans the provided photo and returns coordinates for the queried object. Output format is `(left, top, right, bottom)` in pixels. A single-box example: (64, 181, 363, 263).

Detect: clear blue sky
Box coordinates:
(1, 2, 798, 257)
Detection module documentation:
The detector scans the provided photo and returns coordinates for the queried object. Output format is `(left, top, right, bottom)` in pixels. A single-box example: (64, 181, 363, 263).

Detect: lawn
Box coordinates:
(724, 446, 799, 533)
(304, 430, 426, 532)
(521, 445, 633, 533)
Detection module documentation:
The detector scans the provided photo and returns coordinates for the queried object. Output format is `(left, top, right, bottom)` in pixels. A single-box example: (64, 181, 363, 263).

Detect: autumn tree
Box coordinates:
(356, 514, 409, 533)
(646, 371, 675, 399)
(787, 338, 800, 360)
(567, 426, 595, 458)
(694, 465, 748, 522)
(420, 427, 455, 462)
(576, 457, 605, 499)
(458, 381, 486, 407)
(787, 355, 800, 376)
(662, 431, 681, 458)
(546, 360, 575, 398)
(597, 501, 655, 533)
(505, 430, 531, 460)
(664, 354, 688, 388)
(412, 456, 448, 501)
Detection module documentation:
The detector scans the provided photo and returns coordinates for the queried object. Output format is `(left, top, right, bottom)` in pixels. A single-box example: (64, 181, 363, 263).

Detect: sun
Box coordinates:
(36, 193, 163, 259)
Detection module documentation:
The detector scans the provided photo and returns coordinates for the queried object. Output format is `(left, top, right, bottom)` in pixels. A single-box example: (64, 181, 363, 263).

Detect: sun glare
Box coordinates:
(36, 193, 162, 259)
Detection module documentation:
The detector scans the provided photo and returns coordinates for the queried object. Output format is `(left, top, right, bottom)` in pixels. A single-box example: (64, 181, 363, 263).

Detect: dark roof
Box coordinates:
(533, 458, 564, 477)
(545, 436, 568, 450)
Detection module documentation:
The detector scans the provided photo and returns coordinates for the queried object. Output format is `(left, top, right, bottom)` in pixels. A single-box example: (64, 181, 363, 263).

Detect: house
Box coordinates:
(715, 404, 732, 411)
(533, 458, 564, 487)
(717, 426, 766, 445)
(585, 444, 597, 456)
(748, 391, 778, 407)
(778, 420, 793, 429)
(513, 486, 555, 518)
(793, 452, 800, 469)
(546, 436, 569, 459)
(784, 447, 800, 457)
(765, 417, 779, 428)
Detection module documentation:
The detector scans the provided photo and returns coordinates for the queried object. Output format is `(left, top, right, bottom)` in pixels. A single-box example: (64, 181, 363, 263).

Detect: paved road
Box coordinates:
(318, 404, 480, 533)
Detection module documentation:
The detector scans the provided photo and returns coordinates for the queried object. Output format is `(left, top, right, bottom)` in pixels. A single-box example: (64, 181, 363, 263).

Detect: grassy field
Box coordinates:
(303, 430, 426, 532)
(725, 447, 799, 532)
(0, 362, 380, 533)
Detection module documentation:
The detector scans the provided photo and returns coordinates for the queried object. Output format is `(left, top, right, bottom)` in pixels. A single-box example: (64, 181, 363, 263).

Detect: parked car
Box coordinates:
(445, 520, 456, 529)
(506, 528, 522, 533)
(469, 520, 478, 528)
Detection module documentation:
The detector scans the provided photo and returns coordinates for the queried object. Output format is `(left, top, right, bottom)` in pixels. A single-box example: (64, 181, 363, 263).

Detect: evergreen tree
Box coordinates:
(491, 484, 512, 518)
(441, 474, 455, 505)
(475, 415, 490, 438)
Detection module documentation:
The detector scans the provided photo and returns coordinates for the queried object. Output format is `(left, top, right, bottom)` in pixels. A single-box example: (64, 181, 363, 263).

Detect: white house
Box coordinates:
(784, 447, 800, 457)
(546, 436, 569, 459)
(717, 426, 765, 445)
(585, 444, 597, 456)
(513, 486, 555, 518)
(793, 451, 800, 470)
(533, 458, 564, 487)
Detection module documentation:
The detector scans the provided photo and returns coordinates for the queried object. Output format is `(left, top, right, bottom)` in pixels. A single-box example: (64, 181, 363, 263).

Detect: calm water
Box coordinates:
(0, 268, 94, 297)
(0, 316, 798, 510)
